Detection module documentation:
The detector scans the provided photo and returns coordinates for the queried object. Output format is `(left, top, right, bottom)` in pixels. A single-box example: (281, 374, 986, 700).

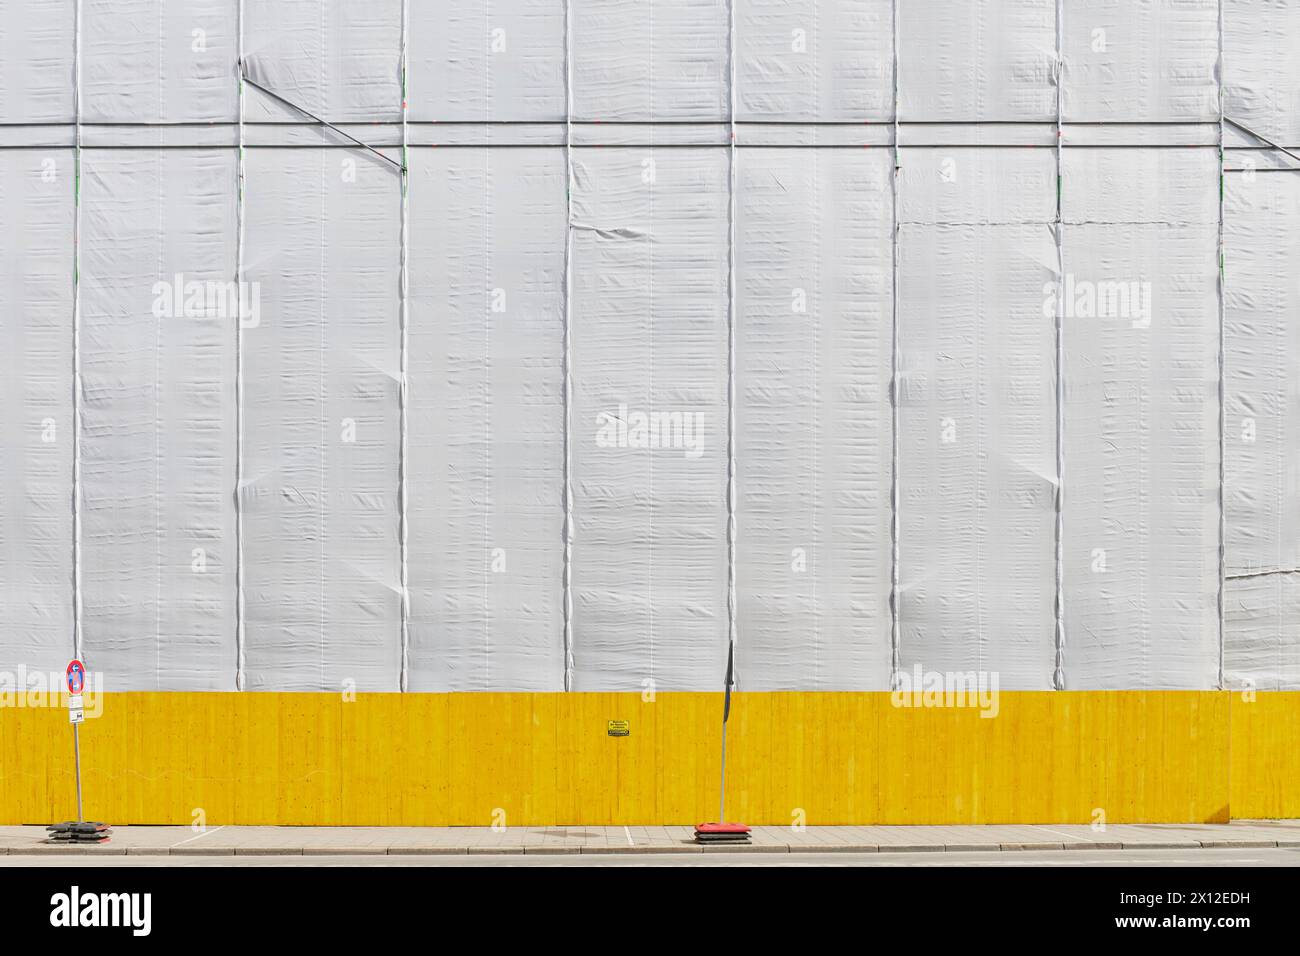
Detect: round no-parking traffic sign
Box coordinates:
(66, 659, 86, 695)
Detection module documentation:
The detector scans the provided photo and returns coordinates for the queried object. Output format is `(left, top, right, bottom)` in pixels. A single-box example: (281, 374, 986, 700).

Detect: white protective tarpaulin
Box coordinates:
(896, 148, 1058, 689)
(1223, 166, 1300, 689)
(406, 148, 567, 691)
(0, 151, 75, 677)
(734, 148, 893, 689)
(0, 0, 1298, 692)
(568, 147, 731, 690)
(78, 150, 238, 690)
(1060, 148, 1222, 689)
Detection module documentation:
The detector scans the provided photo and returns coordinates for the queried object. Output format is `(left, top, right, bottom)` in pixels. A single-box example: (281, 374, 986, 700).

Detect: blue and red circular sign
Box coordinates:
(66, 659, 85, 695)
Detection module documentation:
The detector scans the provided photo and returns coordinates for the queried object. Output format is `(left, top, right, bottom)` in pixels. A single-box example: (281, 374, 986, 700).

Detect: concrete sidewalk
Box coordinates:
(3, 821, 1299, 857)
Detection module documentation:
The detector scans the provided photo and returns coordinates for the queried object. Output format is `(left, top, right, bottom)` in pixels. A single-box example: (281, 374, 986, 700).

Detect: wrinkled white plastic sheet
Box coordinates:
(1223, 166, 1300, 690)
(0, 1, 1297, 692)
(78, 151, 239, 690)
(896, 148, 1058, 689)
(568, 148, 731, 690)
(406, 148, 567, 691)
(1060, 148, 1222, 689)
(734, 148, 893, 689)
(0, 151, 75, 677)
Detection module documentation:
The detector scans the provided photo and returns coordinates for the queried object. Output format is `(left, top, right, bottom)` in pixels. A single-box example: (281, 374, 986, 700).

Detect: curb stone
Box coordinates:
(385, 847, 466, 855)
(789, 844, 878, 853)
(1064, 842, 1123, 850)
(699, 843, 788, 853)
(27, 845, 126, 856)
(582, 844, 702, 854)
(585, 844, 702, 854)
(521, 846, 581, 855)
(234, 847, 301, 856)
(302, 846, 383, 856)
(170, 847, 235, 856)
(1000, 843, 1064, 851)
(878, 845, 947, 853)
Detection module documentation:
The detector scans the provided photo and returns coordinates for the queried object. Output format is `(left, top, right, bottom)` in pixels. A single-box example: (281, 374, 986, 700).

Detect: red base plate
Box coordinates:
(694, 822, 751, 834)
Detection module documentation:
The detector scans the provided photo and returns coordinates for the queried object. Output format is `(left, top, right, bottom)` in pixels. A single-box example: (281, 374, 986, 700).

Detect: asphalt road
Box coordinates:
(4, 847, 1298, 867)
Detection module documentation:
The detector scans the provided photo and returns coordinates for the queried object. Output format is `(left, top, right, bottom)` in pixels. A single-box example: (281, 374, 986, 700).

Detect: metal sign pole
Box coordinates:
(50, 658, 106, 846)
(73, 722, 83, 823)
(718, 722, 728, 824)
(65, 659, 86, 823)
(696, 642, 748, 844)
(719, 639, 734, 824)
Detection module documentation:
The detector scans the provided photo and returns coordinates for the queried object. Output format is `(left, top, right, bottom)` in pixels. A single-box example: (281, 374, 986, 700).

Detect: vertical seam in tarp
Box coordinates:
(726, 0, 738, 687)
(398, 0, 410, 692)
(71, 0, 83, 663)
(234, 0, 246, 690)
(482, 0, 493, 686)
(888, 0, 901, 689)
(1216, 0, 1226, 690)
(810, 3, 819, 686)
(153, 6, 163, 683)
(1053, 0, 1066, 690)
(562, 0, 575, 691)
(316, 8, 327, 690)
(648, 3, 656, 681)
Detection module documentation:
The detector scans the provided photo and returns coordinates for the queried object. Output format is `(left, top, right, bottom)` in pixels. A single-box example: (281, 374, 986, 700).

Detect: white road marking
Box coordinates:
(1032, 826, 1096, 843)
(170, 825, 225, 848)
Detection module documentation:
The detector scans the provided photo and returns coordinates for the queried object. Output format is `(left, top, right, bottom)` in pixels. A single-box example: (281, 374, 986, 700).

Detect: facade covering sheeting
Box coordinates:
(896, 146, 1058, 687)
(0, 151, 75, 677)
(1223, 167, 1300, 690)
(734, 148, 893, 690)
(0, 1, 1297, 693)
(1060, 148, 1222, 689)
(79, 150, 239, 690)
(568, 147, 731, 691)
(240, 147, 402, 692)
(406, 148, 568, 691)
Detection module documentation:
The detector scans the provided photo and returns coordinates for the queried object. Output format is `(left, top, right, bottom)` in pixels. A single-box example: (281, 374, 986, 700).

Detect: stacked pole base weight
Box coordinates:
(694, 822, 751, 845)
(46, 821, 112, 844)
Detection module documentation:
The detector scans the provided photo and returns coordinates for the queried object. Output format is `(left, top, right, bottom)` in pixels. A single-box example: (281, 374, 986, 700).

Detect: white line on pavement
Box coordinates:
(170, 825, 225, 848)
